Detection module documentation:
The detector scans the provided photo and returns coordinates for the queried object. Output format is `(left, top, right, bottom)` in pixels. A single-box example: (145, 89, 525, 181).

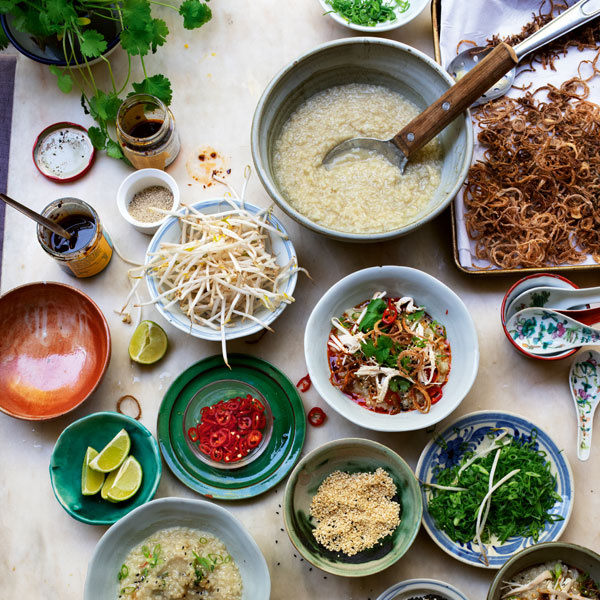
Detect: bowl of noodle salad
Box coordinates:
(305, 266, 479, 432)
(136, 197, 300, 364)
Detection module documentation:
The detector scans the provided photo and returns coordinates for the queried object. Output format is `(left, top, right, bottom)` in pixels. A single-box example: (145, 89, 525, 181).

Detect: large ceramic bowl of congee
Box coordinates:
(251, 37, 473, 243)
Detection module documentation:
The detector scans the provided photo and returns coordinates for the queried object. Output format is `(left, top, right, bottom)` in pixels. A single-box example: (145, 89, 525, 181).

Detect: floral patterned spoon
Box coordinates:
(506, 308, 600, 355)
(569, 350, 600, 461)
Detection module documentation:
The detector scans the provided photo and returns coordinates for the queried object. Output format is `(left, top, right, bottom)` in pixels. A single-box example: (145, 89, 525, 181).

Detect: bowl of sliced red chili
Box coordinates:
(183, 380, 273, 470)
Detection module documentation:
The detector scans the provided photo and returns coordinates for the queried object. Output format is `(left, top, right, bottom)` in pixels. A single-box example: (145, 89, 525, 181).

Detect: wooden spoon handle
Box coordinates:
(392, 43, 518, 158)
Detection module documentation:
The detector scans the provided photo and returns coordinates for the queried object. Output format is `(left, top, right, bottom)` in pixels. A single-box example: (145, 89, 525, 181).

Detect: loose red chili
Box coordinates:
(209, 429, 228, 448)
(188, 427, 199, 443)
(238, 415, 252, 430)
(308, 407, 326, 427)
(429, 386, 443, 405)
(296, 374, 311, 392)
(211, 447, 223, 461)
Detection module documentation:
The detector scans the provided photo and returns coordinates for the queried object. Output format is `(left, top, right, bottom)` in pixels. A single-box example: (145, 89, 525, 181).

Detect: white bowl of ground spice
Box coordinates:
(117, 168, 180, 234)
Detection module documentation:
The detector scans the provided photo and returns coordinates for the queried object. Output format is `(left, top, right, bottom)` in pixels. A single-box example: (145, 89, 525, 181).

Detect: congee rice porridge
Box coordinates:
(273, 83, 442, 234)
(117, 527, 242, 600)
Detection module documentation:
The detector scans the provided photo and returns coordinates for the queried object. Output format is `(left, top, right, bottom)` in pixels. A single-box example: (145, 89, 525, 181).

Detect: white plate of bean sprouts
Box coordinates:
(140, 198, 300, 363)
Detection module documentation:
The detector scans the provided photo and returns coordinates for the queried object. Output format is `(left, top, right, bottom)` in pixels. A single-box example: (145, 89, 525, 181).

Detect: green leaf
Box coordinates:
(0, 25, 8, 50)
(360, 338, 377, 358)
(131, 74, 172, 105)
(179, 0, 212, 29)
(405, 309, 425, 323)
(78, 29, 107, 58)
(149, 18, 168, 53)
(88, 91, 122, 122)
(389, 377, 411, 394)
(120, 0, 153, 56)
(49, 65, 73, 93)
(0, 0, 18, 14)
(359, 298, 386, 332)
(45, 0, 76, 24)
(87, 126, 107, 150)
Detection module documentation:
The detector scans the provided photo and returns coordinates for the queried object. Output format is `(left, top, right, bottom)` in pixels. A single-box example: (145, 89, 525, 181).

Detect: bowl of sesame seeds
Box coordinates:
(117, 168, 180, 235)
(283, 437, 422, 577)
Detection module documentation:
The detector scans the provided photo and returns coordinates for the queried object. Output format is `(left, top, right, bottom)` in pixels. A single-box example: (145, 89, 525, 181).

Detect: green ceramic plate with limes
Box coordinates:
(49, 412, 162, 525)
(157, 354, 306, 500)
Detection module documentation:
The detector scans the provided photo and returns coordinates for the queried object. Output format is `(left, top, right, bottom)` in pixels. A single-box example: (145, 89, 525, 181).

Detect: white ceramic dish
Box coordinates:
(304, 266, 479, 432)
(84, 497, 270, 600)
(117, 168, 180, 235)
(317, 0, 429, 32)
(376, 578, 470, 600)
(146, 198, 298, 341)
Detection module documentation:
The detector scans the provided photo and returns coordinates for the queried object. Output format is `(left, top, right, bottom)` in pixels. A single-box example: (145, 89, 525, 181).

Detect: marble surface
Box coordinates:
(1, 1, 599, 598)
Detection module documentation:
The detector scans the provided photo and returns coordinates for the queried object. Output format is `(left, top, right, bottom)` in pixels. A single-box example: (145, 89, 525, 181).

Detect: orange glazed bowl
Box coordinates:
(0, 282, 111, 420)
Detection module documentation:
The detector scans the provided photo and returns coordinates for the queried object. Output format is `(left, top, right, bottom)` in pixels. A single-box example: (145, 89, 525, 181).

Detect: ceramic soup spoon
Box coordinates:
(506, 284, 600, 317)
(569, 349, 600, 461)
(506, 308, 600, 355)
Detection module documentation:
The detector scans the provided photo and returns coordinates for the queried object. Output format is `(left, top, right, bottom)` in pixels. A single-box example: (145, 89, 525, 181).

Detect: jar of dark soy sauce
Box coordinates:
(116, 94, 180, 170)
(37, 198, 113, 277)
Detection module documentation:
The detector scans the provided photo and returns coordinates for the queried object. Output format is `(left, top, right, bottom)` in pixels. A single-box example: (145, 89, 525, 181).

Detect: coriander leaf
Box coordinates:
(360, 338, 377, 358)
(49, 65, 73, 93)
(0, 0, 18, 13)
(405, 309, 425, 323)
(149, 18, 168, 53)
(359, 298, 386, 332)
(87, 126, 107, 150)
(179, 0, 212, 29)
(45, 0, 76, 24)
(120, 0, 153, 56)
(394, 377, 411, 393)
(131, 74, 172, 105)
(0, 26, 8, 50)
(78, 29, 107, 58)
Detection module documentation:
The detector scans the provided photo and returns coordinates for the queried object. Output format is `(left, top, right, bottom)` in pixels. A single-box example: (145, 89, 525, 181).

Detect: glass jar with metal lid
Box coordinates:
(116, 94, 181, 170)
(37, 198, 113, 278)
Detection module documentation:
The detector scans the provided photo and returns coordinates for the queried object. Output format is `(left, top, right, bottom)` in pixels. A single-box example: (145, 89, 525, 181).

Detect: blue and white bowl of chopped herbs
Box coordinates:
(317, 0, 430, 32)
(416, 410, 574, 569)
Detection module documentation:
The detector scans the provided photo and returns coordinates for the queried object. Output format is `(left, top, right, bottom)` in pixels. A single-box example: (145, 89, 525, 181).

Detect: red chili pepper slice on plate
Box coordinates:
(296, 374, 311, 392)
(188, 427, 199, 443)
(238, 415, 252, 430)
(199, 442, 212, 456)
(211, 447, 223, 461)
(247, 430, 262, 447)
(209, 429, 228, 448)
(308, 407, 326, 427)
(250, 397, 265, 412)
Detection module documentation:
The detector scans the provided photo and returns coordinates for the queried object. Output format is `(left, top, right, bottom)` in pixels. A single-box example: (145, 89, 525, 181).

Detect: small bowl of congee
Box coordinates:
(83, 497, 270, 600)
(487, 542, 600, 600)
(251, 37, 473, 242)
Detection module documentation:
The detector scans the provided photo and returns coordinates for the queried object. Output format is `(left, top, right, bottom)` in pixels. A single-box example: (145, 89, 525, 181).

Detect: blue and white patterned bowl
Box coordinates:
(376, 578, 470, 600)
(416, 410, 574, 569)
(145, 199, 298, 341)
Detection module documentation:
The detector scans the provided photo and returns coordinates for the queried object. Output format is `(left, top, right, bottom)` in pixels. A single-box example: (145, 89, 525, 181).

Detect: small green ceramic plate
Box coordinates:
(284, 438, 423, 577)
(157, 354, 306, 500)
(49, 411, 162, 525)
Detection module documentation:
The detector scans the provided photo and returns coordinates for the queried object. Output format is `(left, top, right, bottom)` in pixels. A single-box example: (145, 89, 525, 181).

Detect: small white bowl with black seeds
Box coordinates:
(117, 168, 180, 234)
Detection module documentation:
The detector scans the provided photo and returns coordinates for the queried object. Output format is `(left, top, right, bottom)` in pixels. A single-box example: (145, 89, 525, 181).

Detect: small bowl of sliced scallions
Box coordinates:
(317, 0, 429, 32)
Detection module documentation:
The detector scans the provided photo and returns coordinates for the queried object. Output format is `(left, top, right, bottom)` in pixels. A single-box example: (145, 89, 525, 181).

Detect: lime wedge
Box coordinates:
(100, 468, 120, 502)
(81, 446, 104, 496)
(89, 428, 131, 473)
(128, 320, 168, 365)
(106, 456, 143, 502)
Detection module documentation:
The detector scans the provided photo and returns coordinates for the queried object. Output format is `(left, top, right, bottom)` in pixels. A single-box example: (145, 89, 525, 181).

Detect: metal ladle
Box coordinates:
(322, 0, 600, 172)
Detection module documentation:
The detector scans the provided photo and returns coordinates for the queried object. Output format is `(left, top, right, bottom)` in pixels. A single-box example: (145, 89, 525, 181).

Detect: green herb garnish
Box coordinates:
(359, 298, 386, 332)
(117, 564, 129, 581)
(427, 433, 563, 547)
(325, 0, 410, 26)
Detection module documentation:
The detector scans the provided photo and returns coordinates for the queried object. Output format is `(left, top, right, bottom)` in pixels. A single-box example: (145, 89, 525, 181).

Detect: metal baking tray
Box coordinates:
(431, 0, 600, 275)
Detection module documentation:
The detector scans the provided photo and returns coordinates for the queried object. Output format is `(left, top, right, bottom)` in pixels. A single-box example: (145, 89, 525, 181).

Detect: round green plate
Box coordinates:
(49, 411, 162, 525)
(157, 354, 306, 500)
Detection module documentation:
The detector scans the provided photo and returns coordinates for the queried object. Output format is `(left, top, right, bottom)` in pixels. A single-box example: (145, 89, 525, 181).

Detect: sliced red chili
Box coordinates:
(429, 386, 443, 405)
(199, 443, 212, 456)
(239, 397, 252, 413)
(382, 299, 398, 325)
(250, 397, 265, 412)
(188, 427, 199, 443)
(211, 447, 223, 461)
(247, 430, 262, 447)
(239, 437, 249, 455)
(215, 408, 231, 426)
(209, 429, 228, 448)
(296, 374, 311, 392)
(226, 400, 240, 411)
(238, 415, 252, 430)
(256, 412, 266, 430)
(308, 407, 326, 427)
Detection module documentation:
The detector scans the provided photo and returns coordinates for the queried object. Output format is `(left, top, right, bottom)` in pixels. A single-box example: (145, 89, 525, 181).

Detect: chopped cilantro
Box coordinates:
(359, 298, 386, 332)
